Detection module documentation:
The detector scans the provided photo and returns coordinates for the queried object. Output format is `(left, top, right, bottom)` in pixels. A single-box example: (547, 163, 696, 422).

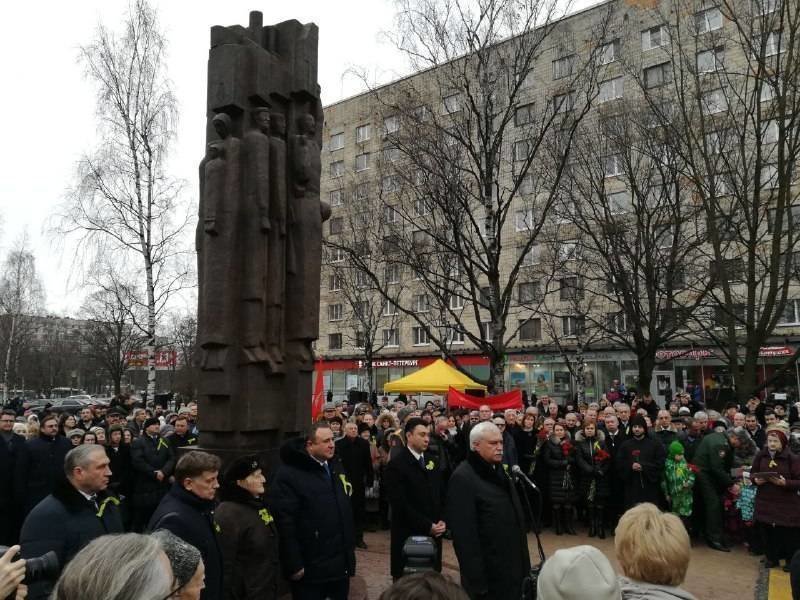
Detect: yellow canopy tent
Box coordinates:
(383, 358, 486, 394)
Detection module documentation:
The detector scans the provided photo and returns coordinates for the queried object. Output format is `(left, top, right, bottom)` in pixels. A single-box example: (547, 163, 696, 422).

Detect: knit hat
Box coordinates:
(678, 406, 691, 415)
(143, 417, 160, 430)
(397, 406, 414, 423)
(537, 545, 621, 600)
(90, 426, 106, 436)
(224, 454, 262, 484)
(151, 529, 201, 588)
(67, 428, 85, 438)
(630, 415, 648, 432)
(766, 424, 789, 448)
(322, 402, 336, 411)
(668, 440, 685, 459)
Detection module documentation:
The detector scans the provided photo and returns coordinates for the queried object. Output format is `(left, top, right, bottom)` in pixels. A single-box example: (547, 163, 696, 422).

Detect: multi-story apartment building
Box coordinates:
(317, 0, 800, 408)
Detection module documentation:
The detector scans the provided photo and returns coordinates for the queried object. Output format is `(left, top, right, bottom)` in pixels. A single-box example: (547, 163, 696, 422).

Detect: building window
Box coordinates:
(383, 328, 400, 347)
(553, 91, 575, 114)
(383, 298, 397, 316)
(763, 31, 784, 57)
(329, 273, 343, 291)
(329, 217, 343, 235)
(562, 315, 585, 337)
(642, 25, 669, 51)
(604, 154, 624, 177)
(655, 224, 676, 248)
(384, 264, 400, 284)
(330, 160, 344, 178)
(560, 277, 583, 300)
(607, 190, 631, 214)
(328, 304, 343, 322)
(446, 327, 465, 344)
(644, 62, 672, 88)
(558, 241, 579, 262)
(513, 139, 531, 162)
(354, 330, 365, 348)
(380, 175, 397, 194)
(330, 189, 344, 207)
(515, 103, 536, 126)
(355, 124, 371, 143)
(330, 132, 344, 151)
(778, 299, 800, 325)
(384, 205, 398, 224)
(553, 54, 576, 80)
(768, 205, 800, 232)
(695, 7, 722, 33)
(481, 321, 492, 341)
(413, 293, 430, 313)
(518, 281, 541, 303)
(607, 312, 628, 333)
(762, 119, 780, 144)
(598, 77, 624, 103)
(383, 146, 400, 163)
(328, 333, 342, 350)
(598, 39, 620, 65)
(710, 257, 745, 281)
(519, 318, 542, 341)
(755, 0, 781, 15)
(414, 198, 430, 216)
(412, 326, 430, 345)
(713, 304, 745, 328)
(697, 47, 725, 73)
(515, 208, 534, 231)
(442, 93, 461, 114)
(518, 243, 540, 266)
(449, 294, 464, 310)
(519, 175, 534, 196)
(412, 229, 431, 247)
(383, 234, 400, 254)
(383, 115, 399, 136)
(355, 152, 370, 172)
(355, 269, 371, 288)
(702, 89, 728, 115)
(329, 247, 345, 263)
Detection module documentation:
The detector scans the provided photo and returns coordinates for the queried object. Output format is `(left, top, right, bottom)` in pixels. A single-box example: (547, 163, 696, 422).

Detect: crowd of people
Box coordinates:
(0, 383, 798, 600)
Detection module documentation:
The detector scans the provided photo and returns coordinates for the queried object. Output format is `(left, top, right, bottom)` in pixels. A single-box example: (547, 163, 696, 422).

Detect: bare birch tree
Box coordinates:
(53, 0, 189, 402)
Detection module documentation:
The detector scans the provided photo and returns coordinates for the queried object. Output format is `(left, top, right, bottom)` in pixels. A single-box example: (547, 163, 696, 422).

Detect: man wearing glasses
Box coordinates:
(0, 409, 25, 545)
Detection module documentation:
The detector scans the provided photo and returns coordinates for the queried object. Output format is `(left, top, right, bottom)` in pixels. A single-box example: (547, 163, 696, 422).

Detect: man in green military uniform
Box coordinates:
(693, 429, 742, 551)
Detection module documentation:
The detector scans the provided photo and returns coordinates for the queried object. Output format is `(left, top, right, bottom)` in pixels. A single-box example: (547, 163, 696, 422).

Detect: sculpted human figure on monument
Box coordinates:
(266, 112, 289, 368)
(285, 105, 330, 370)
(240, 107, 273, 368)
(198, 113, 241, 372)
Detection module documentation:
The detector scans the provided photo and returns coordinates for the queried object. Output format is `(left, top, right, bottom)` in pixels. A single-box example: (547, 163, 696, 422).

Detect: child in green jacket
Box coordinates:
(662, 441, 696, 530)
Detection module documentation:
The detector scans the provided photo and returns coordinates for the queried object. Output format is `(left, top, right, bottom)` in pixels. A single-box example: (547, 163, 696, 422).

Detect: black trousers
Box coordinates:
(290, 577, 349, 600)
(760, 522, 800, 564)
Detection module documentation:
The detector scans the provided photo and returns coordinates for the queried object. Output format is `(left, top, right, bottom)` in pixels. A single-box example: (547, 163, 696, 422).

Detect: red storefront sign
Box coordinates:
(124, 350, 177, 370)
(321, 354, 488, 371)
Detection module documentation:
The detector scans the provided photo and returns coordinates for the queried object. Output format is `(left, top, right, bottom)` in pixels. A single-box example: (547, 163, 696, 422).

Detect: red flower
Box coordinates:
(594, 448, 611, 463)
(632, 449, 641, 457)
(688, 463, 700, 473)
(561, 441, 573, 457)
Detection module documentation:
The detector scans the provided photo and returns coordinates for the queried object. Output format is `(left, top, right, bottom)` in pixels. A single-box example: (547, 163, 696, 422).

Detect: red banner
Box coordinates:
(447, 387, 523, 411)
(311, 360, 325, 421)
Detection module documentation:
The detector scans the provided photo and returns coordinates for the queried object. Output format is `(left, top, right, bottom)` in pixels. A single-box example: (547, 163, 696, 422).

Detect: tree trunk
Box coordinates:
(637, 354, 656, 399)
(575, 343, 586, 406)
(146, 263, 157, 404)
(2, 314, 16, 405)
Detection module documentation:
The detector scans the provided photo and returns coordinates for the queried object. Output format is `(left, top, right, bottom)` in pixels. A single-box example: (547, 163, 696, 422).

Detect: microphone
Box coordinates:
(511, 464, 538, 491)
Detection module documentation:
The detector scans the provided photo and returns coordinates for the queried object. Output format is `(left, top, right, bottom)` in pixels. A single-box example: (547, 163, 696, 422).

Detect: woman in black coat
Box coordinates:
(512, 413, 538, 476)
(543, 423, 577, 535)
(216, 455, 280, 600)
(574, 421, 611, 538)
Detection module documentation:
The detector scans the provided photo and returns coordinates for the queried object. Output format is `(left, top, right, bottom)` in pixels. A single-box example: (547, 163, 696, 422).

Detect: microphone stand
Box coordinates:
(512, 468, 546, 600)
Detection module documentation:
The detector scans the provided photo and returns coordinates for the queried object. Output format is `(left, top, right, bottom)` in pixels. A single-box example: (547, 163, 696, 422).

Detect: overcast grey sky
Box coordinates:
(0, 0, 406, 316)
(0, 0, 591, 317)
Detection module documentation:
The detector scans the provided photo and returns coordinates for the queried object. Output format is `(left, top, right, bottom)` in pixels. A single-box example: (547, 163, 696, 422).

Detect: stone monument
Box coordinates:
(196, 11, 329, 462)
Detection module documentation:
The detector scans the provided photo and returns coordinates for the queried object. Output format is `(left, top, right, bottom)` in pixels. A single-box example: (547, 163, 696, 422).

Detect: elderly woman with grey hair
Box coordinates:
(51, 533, 173, 600)
(152, 529, 205, 600)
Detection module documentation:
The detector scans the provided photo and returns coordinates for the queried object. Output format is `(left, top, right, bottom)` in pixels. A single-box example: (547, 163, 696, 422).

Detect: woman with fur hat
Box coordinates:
(215, 455, 279, 600)
(575, 420, 611, 538)
(751, 424, 800, 570)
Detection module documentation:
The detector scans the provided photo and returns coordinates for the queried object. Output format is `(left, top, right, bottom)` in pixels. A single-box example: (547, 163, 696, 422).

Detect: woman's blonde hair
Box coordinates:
(615, 503, 690, 587)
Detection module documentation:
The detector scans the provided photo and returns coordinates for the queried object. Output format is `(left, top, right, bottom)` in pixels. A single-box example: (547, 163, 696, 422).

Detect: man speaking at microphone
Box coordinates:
(446, 421, 530, 600)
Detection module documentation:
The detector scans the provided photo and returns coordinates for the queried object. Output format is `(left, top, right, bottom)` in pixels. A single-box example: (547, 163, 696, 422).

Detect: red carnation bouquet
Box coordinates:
(594, 448, 611, 464)
(561, 440, 573, 457)
(688, 463, 700, 474)
(632, 449, 644, 488)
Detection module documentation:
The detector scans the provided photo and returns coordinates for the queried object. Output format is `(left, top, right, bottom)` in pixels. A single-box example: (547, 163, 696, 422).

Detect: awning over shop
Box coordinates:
(383, 358, 487, 393)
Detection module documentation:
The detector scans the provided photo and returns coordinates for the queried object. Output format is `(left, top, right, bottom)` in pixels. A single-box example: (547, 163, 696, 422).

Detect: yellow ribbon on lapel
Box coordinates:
(258, 508, 274, 525)
(157, 437, 170, 452)
(95, 496, 120, 519)
(339, 473, 353, 497)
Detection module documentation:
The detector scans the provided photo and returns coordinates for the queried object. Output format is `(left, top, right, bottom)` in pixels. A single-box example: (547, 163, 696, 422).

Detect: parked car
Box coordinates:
(49, 397, 94, 414)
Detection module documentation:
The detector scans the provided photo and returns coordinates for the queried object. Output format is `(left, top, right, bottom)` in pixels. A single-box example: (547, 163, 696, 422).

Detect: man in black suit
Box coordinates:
(335, 421, 373, 549)
(0, 409, 26, 544)
(383, 417, 445, 581)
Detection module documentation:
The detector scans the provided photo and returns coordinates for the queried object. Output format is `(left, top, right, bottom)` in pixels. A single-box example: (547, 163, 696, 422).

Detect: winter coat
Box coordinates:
(512, 428, 538, 475)
(20, 478, 123, 600)
(335, 435, 374, 494)
(543, 435, 577, 505)
(661, 458, 695, 517)
(105, 444, 133, 498)
(0, 432, 25, 509)
(751, 447, 800, 528)
(215, 486, 279, 600)
(616, 435, 666, 508)
(15, 434, 72, 514)
(619, 576, 697, 600)
(148, 484, 223, 600)
(168, 431, 199, 452)
(693, 432, 734, 492)
(268, 437, 355, 584)
(383, 446, 444, 578)
(130, 433, 176, 508)
(574, 431, 611, 504)
(446, 451, 531, 600)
